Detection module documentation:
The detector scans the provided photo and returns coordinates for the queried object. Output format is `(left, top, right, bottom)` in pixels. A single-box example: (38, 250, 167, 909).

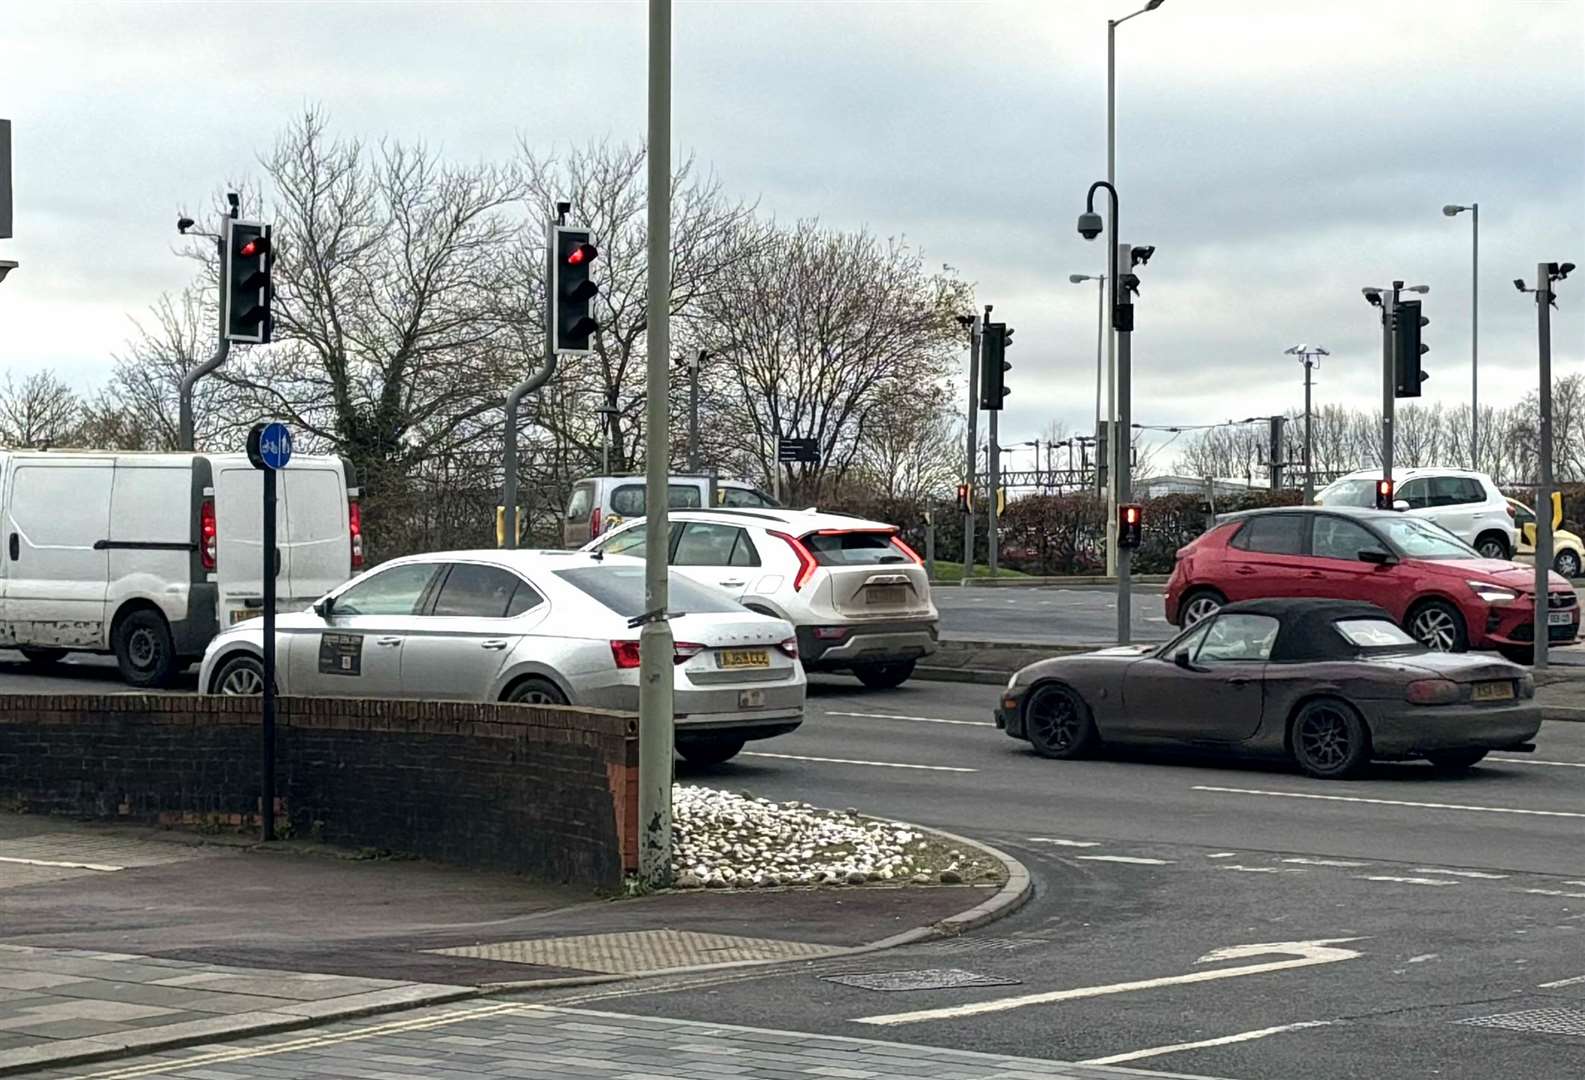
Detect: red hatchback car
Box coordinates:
(1166, 507, 1580, 662)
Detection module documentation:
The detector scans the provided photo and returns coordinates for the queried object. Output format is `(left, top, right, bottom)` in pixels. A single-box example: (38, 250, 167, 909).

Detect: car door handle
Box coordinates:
(480, 639, 509, 650)
(1235, 566, 1257, 576)
(718, 579, 746, 588)
(1229, 676, 1254, 687)
(375, 636, 402, 647)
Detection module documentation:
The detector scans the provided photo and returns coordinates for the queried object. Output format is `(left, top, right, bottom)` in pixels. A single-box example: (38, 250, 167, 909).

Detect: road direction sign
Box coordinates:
(778, 437, 819, 464)
(247, 421, 293, 471)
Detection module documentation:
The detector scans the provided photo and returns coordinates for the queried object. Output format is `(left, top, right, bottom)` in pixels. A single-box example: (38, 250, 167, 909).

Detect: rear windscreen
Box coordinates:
(554, 565, 742, 617)
(803, 531, 907, 567)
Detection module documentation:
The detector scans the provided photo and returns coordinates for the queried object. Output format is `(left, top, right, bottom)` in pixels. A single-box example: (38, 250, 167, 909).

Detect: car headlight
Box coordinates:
(1467, 580, 1517, 604)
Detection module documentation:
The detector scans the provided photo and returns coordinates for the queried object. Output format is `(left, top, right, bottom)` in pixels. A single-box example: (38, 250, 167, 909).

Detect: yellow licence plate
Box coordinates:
(718, 649, 770, 669)
(1472, 681, 1515, 702)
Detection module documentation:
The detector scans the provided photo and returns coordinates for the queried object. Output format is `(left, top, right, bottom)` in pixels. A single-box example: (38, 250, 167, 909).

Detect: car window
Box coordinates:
(720, 487, 774, 508)
(674, 522, 760, 567)
(1163, 620, 1212, 660)
(505, 582, 543, 617)
(1231, 514, 1305, 555)
(668, 484, 703, 509)
(1397, 478, 1430, 509)
(1333, 618, 1418, 649)
(1311, 516, 1380, 560)
(803, 530, 909, 566)
(1427, 477, 1465, 507)
(554, 565, 742, 617)
(1375, 516, 1479, 559)
(1318, 478, 1376, 508)
(610, 484, 647, 517)
(334, 563, 437, 616)
(565, 483, 594, 522)
(1512, 503, 1535, 527)
(601, 524, 648, 557)
(430, 563, 528, 618)
(1459, 477, 1487, 504)
(1196, 613, 1280, 663)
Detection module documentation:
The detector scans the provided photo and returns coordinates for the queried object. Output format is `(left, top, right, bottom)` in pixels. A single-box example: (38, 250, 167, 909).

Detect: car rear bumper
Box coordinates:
(673, 712, 803, 742)
(577, 681, 804, 723)
(1366, 703, 1542, 756)
(797, 619, 939, 670)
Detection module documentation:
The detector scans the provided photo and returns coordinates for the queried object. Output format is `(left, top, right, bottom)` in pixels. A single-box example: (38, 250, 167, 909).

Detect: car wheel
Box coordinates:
(504, 677, 568, 706)
(211, 653, 267, 696)
(677, 736, 746, 765)
(1290, 698, 1371, 780)
(19, 648, 67, 668)
(1426, 748, 1488, 772)
(855, 661, 916, 689)
(1475, 532, 1511, 560)
(113, 609, 177, 689)
(1406, 600, 1469, 653)
(1179, 590, 1225, 628)
(1555, 549, 1582, 579)
(1023, 683, 1099, 760)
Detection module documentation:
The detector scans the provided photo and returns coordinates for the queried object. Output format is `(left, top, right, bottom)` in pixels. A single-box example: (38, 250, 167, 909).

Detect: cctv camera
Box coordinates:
(1121, 272, 1141, 295)
(1076, 212, 1104, 241)
(1363, 290, 1383, 307)
(177, 216, 195, 234)
(1131, 245, 1155, 267)
(1560, 262, 1577, 279)
(1514, 279, 1528, 292)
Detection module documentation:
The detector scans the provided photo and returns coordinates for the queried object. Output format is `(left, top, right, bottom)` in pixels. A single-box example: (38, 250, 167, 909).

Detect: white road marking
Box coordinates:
(1076, 855, 1171, 865)
(0, 855, 123, 872)
(824, 711, 990, 727)
(1540, 975, 1585, 988)
(1282, 857, 1369, 868)
(1220, 865, 1305, 874)
(1205, 852, 1239, 858)
(1080, 1020, 1335, 1066)
(1567, 881, 1585, 887)
(1359, 875, 1460, 887)
(1027, 838, 1101, 848)
(740, 752, 975, 773)
(852, 939, 1363, 1026)
(1524, 888, 1585, 899)
(1407, 954, 1439, 964)
(1194, 785, 1585, 820)
(1411, 868, 1507, 879)
(1490, 757, 1585, 768)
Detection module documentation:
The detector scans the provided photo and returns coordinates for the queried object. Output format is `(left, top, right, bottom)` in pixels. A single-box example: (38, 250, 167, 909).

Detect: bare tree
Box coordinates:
(849, 386, 963, 500)
(107, 288, 234, 451)
(0, 370, 81, 448)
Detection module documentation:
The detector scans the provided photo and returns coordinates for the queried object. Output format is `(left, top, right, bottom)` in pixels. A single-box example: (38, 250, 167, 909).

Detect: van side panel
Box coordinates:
(105, 464, 191, 647)
(4, 459, 113, 648)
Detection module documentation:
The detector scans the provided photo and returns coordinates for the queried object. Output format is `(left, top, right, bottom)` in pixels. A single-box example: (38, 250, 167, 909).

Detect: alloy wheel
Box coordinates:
(1477, 538, 1507, 560)
(219, 663, 264, 696)
(1183, 595, 1222, 626)
(515, 688, 558, 705)
(1028, 690, 1080, 753)
(1411, 607, 1458, 651)
(1297, 705, 1353, 772)
(1557, 551, 1581, 579)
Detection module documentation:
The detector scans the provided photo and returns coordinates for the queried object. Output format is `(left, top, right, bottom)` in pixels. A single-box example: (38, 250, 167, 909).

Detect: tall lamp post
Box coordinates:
(1104, 0, 1169, 576)
(1283, 344, 1328, 504)
(1443, 203, 1479, 467)
(1069, 273, 1106, 454)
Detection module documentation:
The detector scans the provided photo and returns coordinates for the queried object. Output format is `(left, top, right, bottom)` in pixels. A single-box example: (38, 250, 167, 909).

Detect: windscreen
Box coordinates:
(1375, 517, 1479, 560)
(803, 531, 908, 567)
(554, 565, 742, 617)
(1317, 478, 1378, 508)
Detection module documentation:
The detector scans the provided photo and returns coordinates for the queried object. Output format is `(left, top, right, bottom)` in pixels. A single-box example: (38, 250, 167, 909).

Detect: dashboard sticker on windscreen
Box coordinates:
(319, 633, 364, 676)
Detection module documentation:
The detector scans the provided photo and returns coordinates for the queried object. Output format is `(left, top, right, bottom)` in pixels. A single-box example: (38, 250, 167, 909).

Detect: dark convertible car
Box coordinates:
(997, 598, 1541, 779)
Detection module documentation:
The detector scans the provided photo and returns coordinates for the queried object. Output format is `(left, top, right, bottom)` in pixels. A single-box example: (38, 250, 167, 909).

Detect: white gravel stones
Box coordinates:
(671, 785, 929, 889)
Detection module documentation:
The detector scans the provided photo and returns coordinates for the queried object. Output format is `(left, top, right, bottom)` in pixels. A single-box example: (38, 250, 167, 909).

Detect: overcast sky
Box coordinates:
(2, 0, 1581, 468)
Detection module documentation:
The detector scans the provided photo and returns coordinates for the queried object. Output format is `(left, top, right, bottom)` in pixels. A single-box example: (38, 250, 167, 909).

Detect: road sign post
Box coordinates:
(246, 420, 292, 842)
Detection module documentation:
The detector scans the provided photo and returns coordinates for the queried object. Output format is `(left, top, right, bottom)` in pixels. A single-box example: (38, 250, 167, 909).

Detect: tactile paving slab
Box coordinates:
(428, 929, 844, 974)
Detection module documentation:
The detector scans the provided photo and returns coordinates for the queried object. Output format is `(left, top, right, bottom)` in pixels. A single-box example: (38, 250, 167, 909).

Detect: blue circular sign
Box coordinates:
(257, 422, 293, 470)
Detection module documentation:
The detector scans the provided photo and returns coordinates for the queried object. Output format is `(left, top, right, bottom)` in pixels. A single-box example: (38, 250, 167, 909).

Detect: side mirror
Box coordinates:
(1358, 547, 1397, 566)
(313, 596, 335, 620)
(1174, 649, 1195, 670)
(1393, 499, 1410, 512)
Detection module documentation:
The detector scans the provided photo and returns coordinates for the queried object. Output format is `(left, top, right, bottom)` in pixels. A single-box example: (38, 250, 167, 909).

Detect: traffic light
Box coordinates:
(1393, 300, 1429, 397)
(979, 322, 1013, 410)
(1375, 478, 1395, 510)
(956, 483, 972, 512)
(1118, 503, 1143, 549)
(223, 219, 272, 344)
(551, 226, 599, 354)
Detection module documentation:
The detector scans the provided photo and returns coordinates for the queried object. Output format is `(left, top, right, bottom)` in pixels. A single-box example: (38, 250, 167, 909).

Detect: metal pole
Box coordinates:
(260, 467, 277, 842)
(501, 296, 557, 552)
(687, 351, 702, 472)
(638, 0, 675, 887)
(1534, 263, 1554, 670)
(1382, 283, 1399, 484)
(1104, 20, 1119, 579)
(1302, 356, 1314, 504)
(988, 409, 1000, 576)
(1093, 276, 1104, 438)
(178, 198, 239, 451)
(924, 511, 936, 581)
(1471, 204, 1479, 468)
(1117, 241, 1133, 645)
(962, 315, 981, 582)
(601, 400, 611, 475)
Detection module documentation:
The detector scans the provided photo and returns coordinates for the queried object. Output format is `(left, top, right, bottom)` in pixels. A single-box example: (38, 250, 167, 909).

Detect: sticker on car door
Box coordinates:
(318, 632, 364, 676)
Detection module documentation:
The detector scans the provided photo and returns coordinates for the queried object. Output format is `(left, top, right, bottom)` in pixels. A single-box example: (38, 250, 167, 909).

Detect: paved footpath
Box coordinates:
(24, 1001, 1224, 1080)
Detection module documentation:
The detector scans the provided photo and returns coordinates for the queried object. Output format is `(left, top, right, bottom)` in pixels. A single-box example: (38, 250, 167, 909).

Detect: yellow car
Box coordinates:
(1509, 498, 1583, 579)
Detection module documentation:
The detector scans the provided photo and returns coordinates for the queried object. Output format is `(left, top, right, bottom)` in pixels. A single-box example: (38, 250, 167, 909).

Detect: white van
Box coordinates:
(561, 474, 778, 548)
(0, 450, 359, 687)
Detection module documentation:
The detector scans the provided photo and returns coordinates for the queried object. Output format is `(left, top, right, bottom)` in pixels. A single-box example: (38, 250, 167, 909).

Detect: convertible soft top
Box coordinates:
(1217, 598, 1418, 663)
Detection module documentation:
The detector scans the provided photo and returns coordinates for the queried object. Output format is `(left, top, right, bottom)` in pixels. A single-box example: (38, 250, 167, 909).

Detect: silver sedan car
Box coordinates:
(199, 550, 804, 764)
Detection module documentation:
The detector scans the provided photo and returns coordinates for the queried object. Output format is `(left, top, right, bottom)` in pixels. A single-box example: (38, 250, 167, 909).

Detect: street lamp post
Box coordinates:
(1443, 203, 1479, 468)
(1283, 344, 1329, 504)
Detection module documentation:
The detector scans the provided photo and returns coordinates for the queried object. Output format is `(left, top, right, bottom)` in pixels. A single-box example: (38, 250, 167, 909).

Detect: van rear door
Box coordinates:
(281, 462, 351, 605)
(215, 462, 267, 626)
(2, 457, 113, 648)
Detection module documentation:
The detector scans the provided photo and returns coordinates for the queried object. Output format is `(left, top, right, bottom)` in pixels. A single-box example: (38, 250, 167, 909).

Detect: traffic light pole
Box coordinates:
(988, 402, 1000, 577)
(962, 314, 981, 582)
(1116, 241, 1133, 645)
(1380, 281, 1400, 489)
(502, 214, 564, 551)
(1533, 262, 1555, 671)
(178, 196, 239, 452)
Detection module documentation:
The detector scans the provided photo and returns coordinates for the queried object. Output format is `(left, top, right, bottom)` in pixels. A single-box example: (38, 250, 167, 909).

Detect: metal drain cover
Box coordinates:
(1456, 1008, 1585, 1037)
(823, 968, 1022, 992)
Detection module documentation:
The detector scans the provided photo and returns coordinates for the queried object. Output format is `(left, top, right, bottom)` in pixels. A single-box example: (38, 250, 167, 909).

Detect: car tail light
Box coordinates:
(1506, 503, 1516, 519)
(200, 498, 217, 571)
(591, 506, 603, 537)
(610, 640, 703, 668)
(813, 626, 850, 640)
(889, 535, 924, 564)
(1405, 678, 1461, 705)
(770, 530, 818, 590)
(777, 637, 799, 658)
(673, 642, 705, 665)
(348, 499, 364, 570)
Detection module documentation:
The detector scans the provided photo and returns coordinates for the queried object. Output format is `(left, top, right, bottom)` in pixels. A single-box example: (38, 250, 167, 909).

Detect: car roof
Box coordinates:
(383, 549, 644, 571)
(1216, 505, 1401, 524)
(1217, 598, 1413, 662)
(1328, 466, 1490, 482)
(608, 508, 898, 533)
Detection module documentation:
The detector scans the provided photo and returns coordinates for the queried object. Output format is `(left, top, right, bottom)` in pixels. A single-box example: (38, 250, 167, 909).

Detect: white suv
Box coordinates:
(583, 508, 938, 688)
(1316, 468, 1518, 559)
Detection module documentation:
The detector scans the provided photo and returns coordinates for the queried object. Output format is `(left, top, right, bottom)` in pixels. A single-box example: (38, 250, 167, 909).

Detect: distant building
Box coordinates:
(1137, 474, 1264, 499)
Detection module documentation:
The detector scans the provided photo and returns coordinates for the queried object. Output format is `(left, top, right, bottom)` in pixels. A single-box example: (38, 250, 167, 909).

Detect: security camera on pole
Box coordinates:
(1516, 261, 1575, 670)
(1076, 182, 1151, 645)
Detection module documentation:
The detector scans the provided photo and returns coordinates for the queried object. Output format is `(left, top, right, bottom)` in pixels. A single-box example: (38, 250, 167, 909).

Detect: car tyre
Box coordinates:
(1555, 549, 1582, 579)
(1179, 589, 1225, 628)
(1425, 748, 1488, 772)
(504, 677, 568, 706)
(113, 609, 177, 689)
(1406, 599, 1469, 653)
(1024, 683, 1099, 760)
(211, 653, 268, 696)
(19, 648, 67, 669)
(855, 661, 916, 689)
(1290, 698, 1371, 780)
(677, 736, 746, 765)
(1474, 532, 1511, 560)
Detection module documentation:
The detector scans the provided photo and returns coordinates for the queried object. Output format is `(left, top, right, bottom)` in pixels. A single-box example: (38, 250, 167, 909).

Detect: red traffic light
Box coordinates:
(1124, 506, 1140, 525)
(237, 235, 269, 259)
(567, 242, 597, 266)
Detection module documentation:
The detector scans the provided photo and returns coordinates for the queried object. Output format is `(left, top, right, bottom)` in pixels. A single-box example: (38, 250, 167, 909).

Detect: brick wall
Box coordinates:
(0, 694, 639, 890)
